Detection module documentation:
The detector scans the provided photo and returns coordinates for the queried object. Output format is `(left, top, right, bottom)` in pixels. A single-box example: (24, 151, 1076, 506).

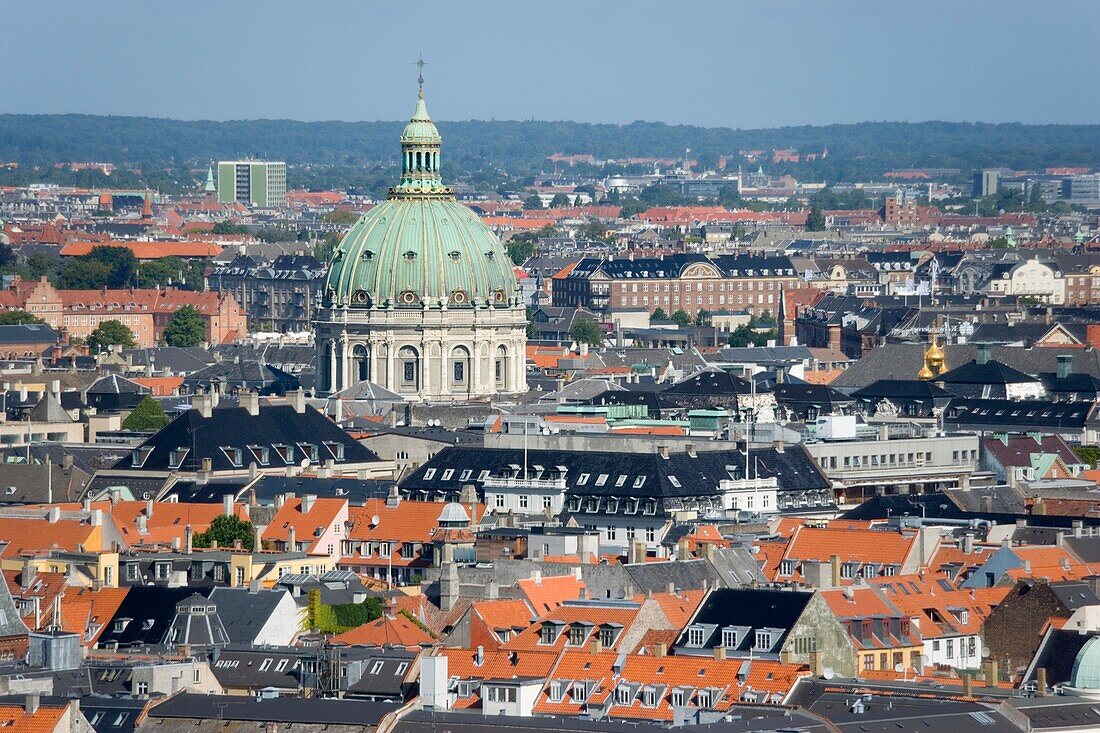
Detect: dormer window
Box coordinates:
(221, 447, 243, 468)
(615, 686, 632, 705)
(323, 441, 345, 461)
(273, 444, 294, 464)
(248, 445, 270, 466)
(169, 448, 190, 469)
(780, 559, 795, 576)
(754, 630, 773, 652)
(687, 626, 705, 647)
(131, 447, 153, 468)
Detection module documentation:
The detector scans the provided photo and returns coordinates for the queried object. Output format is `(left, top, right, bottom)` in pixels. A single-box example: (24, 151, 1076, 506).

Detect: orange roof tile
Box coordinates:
(0, 703, 66, 733)
(59, 240, 223, 259)
(329, 613, 433, 647)
(648, 590, 706, 628)
(131, 376, 184, 396)
(515, 574, 585, 615)
(0, 515, 100, 558)
(502, 603, 640, 652)
(473, 599, 535, 632)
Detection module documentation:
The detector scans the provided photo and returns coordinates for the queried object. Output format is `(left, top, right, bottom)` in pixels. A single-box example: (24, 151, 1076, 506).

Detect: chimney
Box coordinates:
(686, 443, 697, 458)
(1057, 354, 1073, 380)
(301, 494, 316, 515)
(589, 637, 602, 655)
(240, 390, 260, 416)
(185, 525, 193, 554)
(713, 646, 726, 661)
(962, 673, 973, 698)
(47, 507, 60, 523)
(962, 533, 974, 554)
(20, 560, 35, 590)
(830, 554, 841, 587)
(145, 498, 154, 519)
(773, 439, 785, 454)
(986, 659, 998, 687)
(222, 494, 234, 517)
(287, 525, 297, 553)
(287, 388, 306, 414)
(654, 642, 667, 658)
(474, 645, 484, 667)
(657, 445, 669, 459)
(254, 525, 263, 554)
(1073, 520, 1084, 538)
(976, 343, 991, 366)
(201, 457, 212, 474)
(193, 392, 213, 419)
(1037, 666, 1048, 697)
(24, 695, 38, 715)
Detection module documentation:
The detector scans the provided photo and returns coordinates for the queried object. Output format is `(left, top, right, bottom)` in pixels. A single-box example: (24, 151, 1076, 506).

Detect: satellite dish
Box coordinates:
(822, 667, 835, 680)
(894, 663, 905, 674)
(300, 458, 310, 468)
(370, 515, 380, 527)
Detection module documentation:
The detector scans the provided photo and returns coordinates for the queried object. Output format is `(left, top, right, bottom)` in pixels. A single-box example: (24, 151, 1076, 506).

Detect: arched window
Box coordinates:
(320, 342, 332, 391)
(416, 151, 422, 171)
(451, 346, 470, 390)
(495, 345, 508, 389)
(353, 344, 369, 383)
(398, 346, 420, 392)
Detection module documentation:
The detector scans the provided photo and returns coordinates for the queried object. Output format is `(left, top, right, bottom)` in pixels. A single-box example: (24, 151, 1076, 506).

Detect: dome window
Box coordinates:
(485, 251, 495, 260)
(352, 290, 371, 306)
(399, 290, 420, 305)
(449, 251, 461, 261)
(403, 251, 417, 261)
(493, 290, 508, 304)
(361, 250, 374, 261)
(451, 290, 468, 304)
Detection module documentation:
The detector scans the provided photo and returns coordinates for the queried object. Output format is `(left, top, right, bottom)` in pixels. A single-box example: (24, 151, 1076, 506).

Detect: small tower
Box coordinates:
(141, 190, 153, 219)
(204, 166, 217, 194)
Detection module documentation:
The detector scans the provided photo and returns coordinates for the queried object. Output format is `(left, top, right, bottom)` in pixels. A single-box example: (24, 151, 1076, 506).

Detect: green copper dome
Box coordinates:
(323, 92, 518, 310)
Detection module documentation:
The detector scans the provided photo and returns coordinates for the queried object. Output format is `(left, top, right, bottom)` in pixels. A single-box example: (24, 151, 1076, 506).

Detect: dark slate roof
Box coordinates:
(945, 398, 1095, 430)
(565, 253, 796, 281)
(401, 445, 829, 500)
(0, 324, 58, 344)
(160, 477, 253, 503)
(773, 382, 851, 407)
(1049, 580, 1100, 611)
(935, 359, 1038, 385)
(207, 646, 311, 689)
(147, 692, 399, 726)
(1024, 628, 1092, 686)
(676, 587, 813, 651)
(248, 475, 393, 504)
(841, 490, 1100, 528)
(1015, 699, 1100, 730)
(345, 648, 416, 698)
(713, 345, 814, 363)
(831, 343, 1100, 389)
(0, 577, 30, 637)
(111, 405, 379, 473)
(120, 347, 216, 374)
(663, 368, 753, 396)
(87, 374, 148, 395)
(982, 435, 1080, 469)
(207, 587, 291, 645)
(79, 696, 146, 733)
(849, 379, 954, 400)
(1039, 371, 1100, 394)
(392, 709, 824, 733)
(98, 586, 210, 648)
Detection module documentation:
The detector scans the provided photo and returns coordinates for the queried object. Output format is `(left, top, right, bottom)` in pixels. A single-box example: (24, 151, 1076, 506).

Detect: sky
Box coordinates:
(3, 0, 1099, 128)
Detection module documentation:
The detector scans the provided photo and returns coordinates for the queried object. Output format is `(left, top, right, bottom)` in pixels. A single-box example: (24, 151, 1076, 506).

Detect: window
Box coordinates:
(616, 686, 632, 705)
(543, 495, 553, 509)
(275, 659, 288, 672)
(549, 681, 563, 702)
(134, 682, 148, 695)
(642, 688, 657, 707)
(568, 625, 587, 646)
(607, 526, 617, 541)
(721, 628, 738, 649)
(696, 689, 712, 708)
(671, 689, 685, 707)
(864, 655, 874, 671)
(754, 630, 772, 651)
(595, 474, 608, 486)
(441, 469, 454, 481)
(946, 639, 954, 657)
(645, 527, 655, 543)
(577, 473, 590, 485)
(687, 626, 705, 647)
(573, 681, 588, 703)
(259, 658, 272, 671)
(540, 625, 558, 645)
(780, 559, 794, 576)
(423, 469, 436, 480)
(519, 495, 529, 510)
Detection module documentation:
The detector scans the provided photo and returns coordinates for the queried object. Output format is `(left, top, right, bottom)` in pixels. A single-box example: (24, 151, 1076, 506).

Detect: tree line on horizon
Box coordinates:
(1, 114, 1099, 194)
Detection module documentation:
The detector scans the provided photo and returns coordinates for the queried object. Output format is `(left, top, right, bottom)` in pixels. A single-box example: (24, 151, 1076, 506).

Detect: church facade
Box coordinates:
(313, 83, 527, 401)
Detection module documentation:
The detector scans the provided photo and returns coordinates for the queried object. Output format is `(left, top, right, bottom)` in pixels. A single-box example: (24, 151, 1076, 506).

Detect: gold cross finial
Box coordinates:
(416, 56, 427, 98)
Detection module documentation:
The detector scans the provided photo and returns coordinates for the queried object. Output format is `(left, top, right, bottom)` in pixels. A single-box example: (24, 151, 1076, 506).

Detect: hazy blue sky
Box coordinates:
(4, 0, 1099, 127)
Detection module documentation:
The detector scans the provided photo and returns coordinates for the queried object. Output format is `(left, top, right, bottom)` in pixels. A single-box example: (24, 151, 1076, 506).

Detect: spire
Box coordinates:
(390, 59, 451, 200)
(204, 166, 217, 193)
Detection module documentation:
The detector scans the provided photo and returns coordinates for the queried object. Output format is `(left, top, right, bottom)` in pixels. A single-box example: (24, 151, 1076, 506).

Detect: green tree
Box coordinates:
(525, 307, 538, 340)
(163, 305, 206, 347)
(988, 236, 1012, 249)
(805, 205, 826, 231)
(569, 316, 605, 347)
(506, 239, 535, 265)
(651, 307, 669, 321)
(87, 319, 135, 353)
(670, 310, 693, 328)
(523, 194, 543, 209)
(58, 259, 112, 289)
(579, 220, 608, 242)
(549, 193, 571, 208)
(192, 514, 255, 550)
(323, 210, 360, 224)
(314, 231, 342, 262)
(1074, 445, 1100, 468)
(695, 309, 712, 326)
(122, 396, 170, 431)
(212, 221, 250, 235)
(0, 310, 44, 325)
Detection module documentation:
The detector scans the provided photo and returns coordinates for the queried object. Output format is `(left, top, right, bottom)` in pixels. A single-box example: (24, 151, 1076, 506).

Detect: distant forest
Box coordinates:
(1, 114, 1099, 194)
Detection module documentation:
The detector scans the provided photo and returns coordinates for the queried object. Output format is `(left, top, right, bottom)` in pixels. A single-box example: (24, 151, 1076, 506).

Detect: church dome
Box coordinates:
(324, 91, 518, 310)
(1072, 636, 1100, 689)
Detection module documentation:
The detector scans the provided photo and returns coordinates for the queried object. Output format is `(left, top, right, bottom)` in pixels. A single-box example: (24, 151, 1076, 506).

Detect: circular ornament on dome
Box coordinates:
(361, 250, 374, 260)
(352, 290, 371, 305)
(493, 290, 508, 304)
(399, 290, 420, 305)
(452, 290, 468, 304)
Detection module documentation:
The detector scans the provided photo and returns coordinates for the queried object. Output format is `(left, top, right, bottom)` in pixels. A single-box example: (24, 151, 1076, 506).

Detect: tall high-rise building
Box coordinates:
(217, 160, 287, 208)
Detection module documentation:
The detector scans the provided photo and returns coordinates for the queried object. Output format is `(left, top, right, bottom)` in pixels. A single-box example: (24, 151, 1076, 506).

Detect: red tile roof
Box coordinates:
(329, 613, 433, 647)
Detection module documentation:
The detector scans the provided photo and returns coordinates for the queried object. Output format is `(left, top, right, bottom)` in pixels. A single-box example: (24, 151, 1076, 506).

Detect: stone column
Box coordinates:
(422, 338, 431, 399)
(325, 340, 336, 394)
(339, 332, 350, 391)
(368, 339, 378, 385)
(386, 339, 395, 391)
